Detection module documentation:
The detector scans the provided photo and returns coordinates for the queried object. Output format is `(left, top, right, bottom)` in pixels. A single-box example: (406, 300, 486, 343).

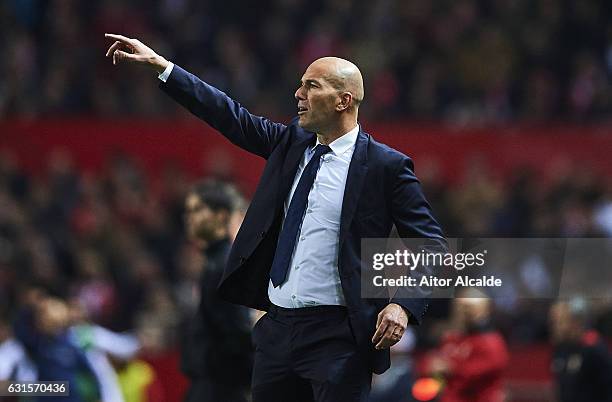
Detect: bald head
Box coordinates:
(309, 57, 364, 108)
(295, 57, 364, 139)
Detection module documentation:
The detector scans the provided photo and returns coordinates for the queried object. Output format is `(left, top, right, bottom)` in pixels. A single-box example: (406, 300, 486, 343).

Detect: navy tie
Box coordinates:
(270, 144, 332, 287)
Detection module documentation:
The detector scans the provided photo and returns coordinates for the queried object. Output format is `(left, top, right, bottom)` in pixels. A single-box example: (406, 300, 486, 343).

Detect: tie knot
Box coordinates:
(313, 144, 332, 157)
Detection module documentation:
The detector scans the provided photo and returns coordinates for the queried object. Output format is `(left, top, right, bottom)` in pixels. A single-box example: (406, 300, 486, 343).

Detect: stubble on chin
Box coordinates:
(297, 117, 316, 132)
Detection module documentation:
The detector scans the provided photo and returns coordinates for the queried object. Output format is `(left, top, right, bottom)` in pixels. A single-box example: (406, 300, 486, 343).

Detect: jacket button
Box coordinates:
(239, 257, 246, 264)
(260, 231, 266, 238)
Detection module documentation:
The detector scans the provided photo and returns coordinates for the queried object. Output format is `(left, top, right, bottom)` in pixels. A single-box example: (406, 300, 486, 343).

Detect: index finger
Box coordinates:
(105, 41, 122, 57)
(104, 33, 133, 45)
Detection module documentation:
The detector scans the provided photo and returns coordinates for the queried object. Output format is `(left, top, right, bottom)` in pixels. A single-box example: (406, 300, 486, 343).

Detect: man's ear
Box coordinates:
(336, 92, 353, 111)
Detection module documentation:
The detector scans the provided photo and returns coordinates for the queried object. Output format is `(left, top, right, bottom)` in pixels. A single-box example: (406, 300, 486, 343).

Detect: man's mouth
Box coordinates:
(298, 106, 308, 115)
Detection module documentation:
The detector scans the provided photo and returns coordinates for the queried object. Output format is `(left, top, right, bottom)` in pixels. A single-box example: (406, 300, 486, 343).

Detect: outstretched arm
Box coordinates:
(104, 34, 286, 158)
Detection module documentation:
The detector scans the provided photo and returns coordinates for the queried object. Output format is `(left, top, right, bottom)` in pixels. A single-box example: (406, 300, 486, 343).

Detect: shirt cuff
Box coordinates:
(158, 62, 174, 82)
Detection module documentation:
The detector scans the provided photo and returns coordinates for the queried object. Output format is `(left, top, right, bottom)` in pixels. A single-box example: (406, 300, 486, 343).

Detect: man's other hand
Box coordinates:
(104, 33, 169, 73)
(371, 303, 409, 350)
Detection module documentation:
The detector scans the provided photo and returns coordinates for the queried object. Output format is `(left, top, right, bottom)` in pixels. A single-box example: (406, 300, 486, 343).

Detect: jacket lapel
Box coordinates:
(339, 129, 369, 248)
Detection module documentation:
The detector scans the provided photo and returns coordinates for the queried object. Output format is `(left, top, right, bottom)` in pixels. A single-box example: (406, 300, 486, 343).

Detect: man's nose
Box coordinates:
(295, 86, 305, 100)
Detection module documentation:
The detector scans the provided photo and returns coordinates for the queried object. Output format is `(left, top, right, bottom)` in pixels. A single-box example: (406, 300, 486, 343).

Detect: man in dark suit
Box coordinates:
(182, 181, 252, 402)
(550, 299, 612, 402)
(105, 33, 446, 402)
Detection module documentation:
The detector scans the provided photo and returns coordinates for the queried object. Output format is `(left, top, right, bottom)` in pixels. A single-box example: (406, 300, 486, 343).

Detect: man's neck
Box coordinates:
(205, 235, 230, 253)
(317, 122, 358, 145)
(196, 228, 229, 251)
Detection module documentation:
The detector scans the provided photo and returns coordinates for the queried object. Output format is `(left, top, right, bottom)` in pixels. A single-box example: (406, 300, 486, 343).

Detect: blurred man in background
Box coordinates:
(425, 289, 508, 402)
(549, 298, 612, 402)
(181, 181, 252, 402)
(13, 293, 101, 402)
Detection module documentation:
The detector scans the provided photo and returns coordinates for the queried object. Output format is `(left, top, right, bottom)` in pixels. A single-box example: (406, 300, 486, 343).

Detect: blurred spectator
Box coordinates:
(423, 289, 509, 402)
(67, 299, 141, 402)
(594, 189, 612, 236)
(115, 357, 165, 402)
(72, 249, 118, 327)
(0, 0, 610, 122)
(13, 294, 101, 402)
(180, 180, 252, 402)
(0, 312, 37, 381)
(549, 298, 612, 402)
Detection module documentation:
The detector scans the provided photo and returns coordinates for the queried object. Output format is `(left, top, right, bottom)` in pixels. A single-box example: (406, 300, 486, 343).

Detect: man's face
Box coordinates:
(36, 298, 69, 335)
(184, 194, 222, 242)
(453, 296, 490, 329)
(295, 62, 342, 132)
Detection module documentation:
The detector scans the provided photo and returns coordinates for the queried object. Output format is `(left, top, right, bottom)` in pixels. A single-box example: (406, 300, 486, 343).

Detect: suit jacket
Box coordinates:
(181, 239, 252, 385)
(160, 65, 447, 374)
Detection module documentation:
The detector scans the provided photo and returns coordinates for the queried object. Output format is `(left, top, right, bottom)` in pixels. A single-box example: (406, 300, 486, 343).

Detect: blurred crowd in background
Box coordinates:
(1, 144, 612, 398)
(1, 148, 611, 340)
(1, 0, 611, 122)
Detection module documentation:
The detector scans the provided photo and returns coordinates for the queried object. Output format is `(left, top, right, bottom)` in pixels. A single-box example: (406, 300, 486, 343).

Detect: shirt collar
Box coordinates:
(313, 124, 359, 155)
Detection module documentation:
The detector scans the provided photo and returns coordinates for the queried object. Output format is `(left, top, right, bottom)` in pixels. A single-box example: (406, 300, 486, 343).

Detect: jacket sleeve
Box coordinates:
(389, 156, 448, 324)
(159, 64, 287, 159)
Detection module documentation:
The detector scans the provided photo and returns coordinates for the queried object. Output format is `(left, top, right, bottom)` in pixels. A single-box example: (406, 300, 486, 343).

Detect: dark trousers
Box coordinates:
(183, 377, 248, 402)
(251, 304, 372, 402)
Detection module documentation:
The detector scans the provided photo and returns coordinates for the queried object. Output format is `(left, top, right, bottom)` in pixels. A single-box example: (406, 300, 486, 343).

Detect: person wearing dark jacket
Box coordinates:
(550, 298, 612, 402)
(181, 181, 252, 402)
(13, 296, 100, 402)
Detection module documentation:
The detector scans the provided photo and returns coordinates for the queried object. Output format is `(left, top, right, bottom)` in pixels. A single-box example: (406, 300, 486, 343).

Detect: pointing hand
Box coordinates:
(104, 33, 169, 73)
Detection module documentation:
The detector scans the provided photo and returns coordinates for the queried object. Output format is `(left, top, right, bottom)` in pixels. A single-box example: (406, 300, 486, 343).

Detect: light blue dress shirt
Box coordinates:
(268, 126, 359, 308)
